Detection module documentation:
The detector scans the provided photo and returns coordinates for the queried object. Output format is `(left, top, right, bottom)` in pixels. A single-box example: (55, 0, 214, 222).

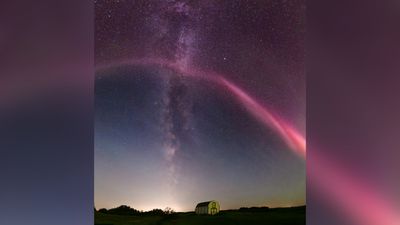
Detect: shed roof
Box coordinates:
(196, 201, 216, 208)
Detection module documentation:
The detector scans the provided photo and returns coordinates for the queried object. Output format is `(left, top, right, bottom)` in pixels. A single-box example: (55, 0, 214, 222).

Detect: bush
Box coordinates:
(98, 208, 108, 213)
(143, 208, 164, 216)
(97, 205, 176, 216)
(106, 205, 140, 216)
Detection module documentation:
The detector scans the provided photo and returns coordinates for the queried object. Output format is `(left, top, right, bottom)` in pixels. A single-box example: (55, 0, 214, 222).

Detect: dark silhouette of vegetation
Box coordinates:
(95, 205, 176, 216)
(95, 205, 306, 225)
(163, 207, 175, 214)
(98, 208, 108, 214)
(107, 205, 140, 215)
(143, 208, 164, 216)
(268, 205, 306, 212)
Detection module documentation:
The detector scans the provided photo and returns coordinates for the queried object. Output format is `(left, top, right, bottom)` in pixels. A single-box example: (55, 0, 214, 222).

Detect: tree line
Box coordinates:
(95, 205, 175, 216)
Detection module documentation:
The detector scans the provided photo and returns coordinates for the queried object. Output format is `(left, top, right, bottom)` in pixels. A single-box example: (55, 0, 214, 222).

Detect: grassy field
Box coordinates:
(95, 207, 305, 225)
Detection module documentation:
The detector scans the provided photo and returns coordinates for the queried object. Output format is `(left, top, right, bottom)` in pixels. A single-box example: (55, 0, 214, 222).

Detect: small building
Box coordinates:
(195, 200, 220, 215)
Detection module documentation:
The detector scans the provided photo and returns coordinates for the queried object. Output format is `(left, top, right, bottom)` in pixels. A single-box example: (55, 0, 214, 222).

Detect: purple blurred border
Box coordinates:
(1, 0, 400, 224)
(0, 0, 93, 225)
(308, 0, 400, 224)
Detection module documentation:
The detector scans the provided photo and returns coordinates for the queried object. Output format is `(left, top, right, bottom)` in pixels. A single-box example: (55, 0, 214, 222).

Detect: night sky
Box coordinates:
(95, 0, 305, 212)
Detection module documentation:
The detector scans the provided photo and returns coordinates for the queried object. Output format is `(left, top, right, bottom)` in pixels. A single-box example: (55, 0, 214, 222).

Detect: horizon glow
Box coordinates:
(96, 59, 400, 224)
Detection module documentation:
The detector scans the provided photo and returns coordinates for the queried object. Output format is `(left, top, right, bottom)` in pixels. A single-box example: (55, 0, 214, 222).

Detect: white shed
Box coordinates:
(195, 200, 220, 215)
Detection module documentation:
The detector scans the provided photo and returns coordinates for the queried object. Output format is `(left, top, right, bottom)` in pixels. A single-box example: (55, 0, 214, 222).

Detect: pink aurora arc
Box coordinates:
(96, 58, 400, 225)
(97, 58, 306, 158)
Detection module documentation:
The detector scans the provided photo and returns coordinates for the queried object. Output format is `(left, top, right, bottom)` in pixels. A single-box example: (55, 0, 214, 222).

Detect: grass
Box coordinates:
(95, 206, 305, 225)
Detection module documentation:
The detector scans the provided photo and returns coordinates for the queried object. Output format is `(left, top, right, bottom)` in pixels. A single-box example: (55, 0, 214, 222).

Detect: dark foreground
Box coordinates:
(95, 206, 305, 225)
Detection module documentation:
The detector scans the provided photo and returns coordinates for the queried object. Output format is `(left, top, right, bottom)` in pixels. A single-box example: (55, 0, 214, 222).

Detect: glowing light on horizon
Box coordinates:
(96, 58, 400, 225)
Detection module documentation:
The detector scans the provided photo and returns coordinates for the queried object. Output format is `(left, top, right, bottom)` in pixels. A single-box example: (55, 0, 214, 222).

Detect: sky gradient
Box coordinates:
(95, 0, 305, 212)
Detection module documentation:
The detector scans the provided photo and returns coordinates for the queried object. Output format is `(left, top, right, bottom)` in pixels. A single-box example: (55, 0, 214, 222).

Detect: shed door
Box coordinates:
(210, 202, 217, 215)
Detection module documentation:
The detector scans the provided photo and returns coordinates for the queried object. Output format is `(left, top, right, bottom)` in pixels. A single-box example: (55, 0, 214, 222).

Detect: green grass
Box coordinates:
(95, 207, 305, 225)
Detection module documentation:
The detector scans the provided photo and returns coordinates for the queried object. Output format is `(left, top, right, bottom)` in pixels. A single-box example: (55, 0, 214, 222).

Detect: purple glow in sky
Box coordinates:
(95, 0, 306, 212)
(95, 1, 400, 224)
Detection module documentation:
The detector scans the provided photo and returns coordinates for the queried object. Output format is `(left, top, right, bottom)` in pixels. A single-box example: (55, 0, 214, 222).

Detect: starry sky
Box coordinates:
(95, 0, 305, 212)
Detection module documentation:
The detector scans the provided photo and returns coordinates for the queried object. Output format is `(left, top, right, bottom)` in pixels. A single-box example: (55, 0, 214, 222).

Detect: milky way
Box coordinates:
(161, 75, 192, 188)
(95, 0, 306, 212)
(94, 1, 400, 224)
(98, 58, 306, 159)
